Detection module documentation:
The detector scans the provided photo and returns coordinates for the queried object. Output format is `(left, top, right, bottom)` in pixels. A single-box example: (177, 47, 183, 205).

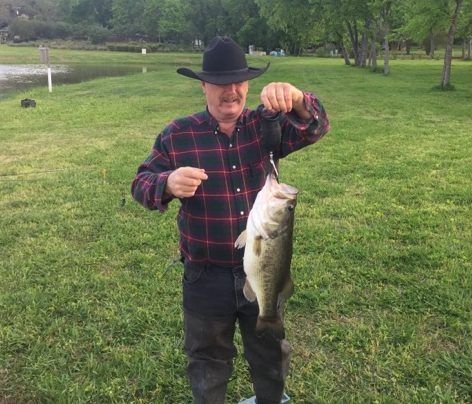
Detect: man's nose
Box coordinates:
(224, 83, 237, 91)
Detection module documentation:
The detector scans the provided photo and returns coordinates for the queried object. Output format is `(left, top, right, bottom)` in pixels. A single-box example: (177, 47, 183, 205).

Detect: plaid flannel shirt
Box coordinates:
(131, 92, 330, 266)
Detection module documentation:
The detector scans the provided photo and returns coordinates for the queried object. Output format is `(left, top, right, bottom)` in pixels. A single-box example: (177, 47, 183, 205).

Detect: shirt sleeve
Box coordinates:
(131, 130, 174, 212)
(278, 91, 330, 158)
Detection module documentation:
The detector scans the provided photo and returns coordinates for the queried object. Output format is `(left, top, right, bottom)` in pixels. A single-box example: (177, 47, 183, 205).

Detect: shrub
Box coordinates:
(9, 19, 75, 41)
(88, 25, 110, 44)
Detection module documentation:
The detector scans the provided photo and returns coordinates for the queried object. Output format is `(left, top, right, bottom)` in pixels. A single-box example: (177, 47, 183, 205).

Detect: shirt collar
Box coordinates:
(204, 107, 248, 132)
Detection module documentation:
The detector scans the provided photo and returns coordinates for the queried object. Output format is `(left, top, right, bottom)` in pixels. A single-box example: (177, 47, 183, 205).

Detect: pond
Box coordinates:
(0, 64, 157, 98)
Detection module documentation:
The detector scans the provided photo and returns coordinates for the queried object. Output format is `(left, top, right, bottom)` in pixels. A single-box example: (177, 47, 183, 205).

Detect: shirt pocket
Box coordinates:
(247, 159, 267, 190)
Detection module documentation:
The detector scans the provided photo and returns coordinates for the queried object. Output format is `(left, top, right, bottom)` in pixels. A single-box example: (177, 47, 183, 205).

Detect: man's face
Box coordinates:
(202, 81, 249, 123)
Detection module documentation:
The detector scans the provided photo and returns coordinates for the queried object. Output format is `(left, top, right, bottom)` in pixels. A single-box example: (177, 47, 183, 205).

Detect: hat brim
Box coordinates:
(177, 63, 270, 85)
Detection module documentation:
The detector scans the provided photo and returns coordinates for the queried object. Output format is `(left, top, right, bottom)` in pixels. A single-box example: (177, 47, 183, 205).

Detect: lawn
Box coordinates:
(0, 45, 471, 403)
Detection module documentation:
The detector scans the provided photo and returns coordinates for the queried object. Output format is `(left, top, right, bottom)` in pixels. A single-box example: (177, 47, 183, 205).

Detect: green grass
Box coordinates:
(1, 45, 471, 403)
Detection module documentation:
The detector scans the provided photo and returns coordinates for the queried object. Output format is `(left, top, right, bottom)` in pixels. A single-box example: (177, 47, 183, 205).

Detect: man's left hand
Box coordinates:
(260, 82, 310, 119)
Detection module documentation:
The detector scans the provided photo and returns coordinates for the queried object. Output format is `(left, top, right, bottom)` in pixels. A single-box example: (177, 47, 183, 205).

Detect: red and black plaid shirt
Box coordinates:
(131, 92, 329, 266)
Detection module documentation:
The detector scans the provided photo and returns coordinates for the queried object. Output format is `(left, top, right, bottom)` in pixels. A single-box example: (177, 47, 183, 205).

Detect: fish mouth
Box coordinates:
(280, 183, 298, 196)
(267, 174, 298, 198)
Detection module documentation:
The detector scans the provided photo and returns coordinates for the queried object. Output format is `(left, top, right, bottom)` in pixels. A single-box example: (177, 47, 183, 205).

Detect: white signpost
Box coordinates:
(39, 46, 52, 93)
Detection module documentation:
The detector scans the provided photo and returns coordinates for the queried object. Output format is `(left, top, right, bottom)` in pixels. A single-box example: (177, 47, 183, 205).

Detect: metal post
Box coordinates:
(39, 46, 52, 93)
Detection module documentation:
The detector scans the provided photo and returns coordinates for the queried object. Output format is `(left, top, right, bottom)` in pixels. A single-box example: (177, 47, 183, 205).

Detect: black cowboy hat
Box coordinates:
(177, 36, 269, 85)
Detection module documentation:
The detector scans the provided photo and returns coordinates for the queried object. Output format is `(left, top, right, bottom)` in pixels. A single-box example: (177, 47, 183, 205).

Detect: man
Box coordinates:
(131, 36, 329, 404)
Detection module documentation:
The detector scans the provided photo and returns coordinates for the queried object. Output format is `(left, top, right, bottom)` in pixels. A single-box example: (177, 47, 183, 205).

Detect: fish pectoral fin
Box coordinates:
(234, 230, 247, 249)
(243, 279, 257, 302)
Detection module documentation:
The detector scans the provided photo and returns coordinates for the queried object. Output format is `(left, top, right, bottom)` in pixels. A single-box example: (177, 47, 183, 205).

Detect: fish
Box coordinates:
(235, 173, 298, 339)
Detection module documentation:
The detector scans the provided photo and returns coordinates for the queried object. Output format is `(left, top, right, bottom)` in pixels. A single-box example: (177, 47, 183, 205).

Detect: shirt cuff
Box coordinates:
(286, 92, 319, 130)
(156, 170, 174, 212)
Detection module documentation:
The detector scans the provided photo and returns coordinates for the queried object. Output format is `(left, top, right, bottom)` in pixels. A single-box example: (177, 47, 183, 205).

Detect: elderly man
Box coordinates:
(131, 36, 329, 404)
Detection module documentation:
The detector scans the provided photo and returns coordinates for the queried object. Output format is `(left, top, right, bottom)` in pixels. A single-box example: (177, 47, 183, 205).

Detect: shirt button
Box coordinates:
(236, 188, 241, 192)
(240, 211, 244, 216)
(232, 165, 237, 169)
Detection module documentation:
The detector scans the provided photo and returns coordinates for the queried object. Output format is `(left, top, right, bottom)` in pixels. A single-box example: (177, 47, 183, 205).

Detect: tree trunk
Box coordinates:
(440, 0, 464, 88)
(340, 41, 351, 65)
(335, 32, 351, 65)
(342, 46, 351, 65)
(346, 20, 360, 65)
(430, 34, 435, 59)
(371, 39, 377, 71)
(468, 36, 472, 60)
(360, 30, 367, 67)
(360, 17, 371, 67)
(383, 33, 390, 75)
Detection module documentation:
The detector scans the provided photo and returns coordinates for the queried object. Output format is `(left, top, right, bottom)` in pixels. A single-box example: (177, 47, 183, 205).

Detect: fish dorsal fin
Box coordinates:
(234, 230, 247, 249)
(243, 279, 257, 302)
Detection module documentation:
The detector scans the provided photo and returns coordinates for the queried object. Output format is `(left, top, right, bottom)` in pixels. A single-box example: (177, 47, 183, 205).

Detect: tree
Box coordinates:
(158, 0, 191, 42)
(0, 1, 15, 28)
(369, 0, 396, 75)
(255, 0, 321, 55)
(63, 0, 112, 26)
(311, 0, 352, 64)
(401, 0, 450, 58)
(339, 0, 369, 65)
(440, 0, 464, 88)
(111, 0, 146, 37)
(457, 0, 472, 58)
(222, 0, 279, 50)
(185, 0, 230, 44)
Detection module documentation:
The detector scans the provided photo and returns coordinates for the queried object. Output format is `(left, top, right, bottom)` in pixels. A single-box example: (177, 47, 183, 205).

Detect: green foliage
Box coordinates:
(111, 0, 145, 36)
(3, 0, 472, 61)
(8, 18, 62, 40)
(88, 24, 110, 44)
(256, 0, 321, 54)
(457, 0, 472, 38)
(401, 0, 450, 42)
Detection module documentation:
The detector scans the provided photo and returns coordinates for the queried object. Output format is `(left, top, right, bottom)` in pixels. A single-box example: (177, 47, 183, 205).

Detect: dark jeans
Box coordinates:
(182, 260, 291, 404)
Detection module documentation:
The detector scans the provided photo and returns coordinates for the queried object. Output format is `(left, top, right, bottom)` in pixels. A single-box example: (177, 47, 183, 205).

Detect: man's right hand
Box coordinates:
(165, 167, 208, 198)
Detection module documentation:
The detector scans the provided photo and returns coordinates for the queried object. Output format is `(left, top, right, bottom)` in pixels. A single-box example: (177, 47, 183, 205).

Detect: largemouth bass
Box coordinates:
(235, 173, 298, 339)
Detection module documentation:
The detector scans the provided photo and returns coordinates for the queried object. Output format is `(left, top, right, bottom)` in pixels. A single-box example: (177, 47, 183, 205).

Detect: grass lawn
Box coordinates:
(0, 45, 471, 403)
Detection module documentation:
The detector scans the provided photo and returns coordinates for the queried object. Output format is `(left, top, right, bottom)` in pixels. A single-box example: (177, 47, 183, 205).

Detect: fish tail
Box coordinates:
(256, 316, 285, 339)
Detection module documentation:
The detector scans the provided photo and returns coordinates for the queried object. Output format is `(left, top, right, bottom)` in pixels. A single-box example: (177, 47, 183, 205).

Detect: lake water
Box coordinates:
(0, 64, 156, 98)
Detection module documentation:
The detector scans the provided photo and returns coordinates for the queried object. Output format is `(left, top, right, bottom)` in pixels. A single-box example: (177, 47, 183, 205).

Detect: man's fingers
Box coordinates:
(180, 166, 208, 181)
(261, 82, 296, 112)
(180, 177, 203, 187)
(276, 85, 291, 112)
(166, 166, 208, 198)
